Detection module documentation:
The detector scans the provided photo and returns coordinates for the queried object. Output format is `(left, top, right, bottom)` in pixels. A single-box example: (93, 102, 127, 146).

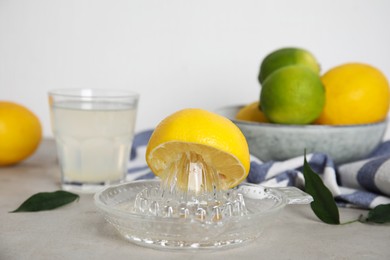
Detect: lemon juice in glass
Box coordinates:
(48, 89, 139, 193)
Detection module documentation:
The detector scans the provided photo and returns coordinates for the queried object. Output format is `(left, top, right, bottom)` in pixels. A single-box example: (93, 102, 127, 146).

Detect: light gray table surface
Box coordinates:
(1, 139, 389, 260)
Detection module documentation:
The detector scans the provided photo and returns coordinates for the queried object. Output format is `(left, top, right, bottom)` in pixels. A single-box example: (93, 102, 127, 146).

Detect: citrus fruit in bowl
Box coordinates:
(258, 47, 320, 84)
(260, 65, 325, 124)
(235, 101, 269, 123)
(316, 63, 390, 125)
(216, 105, 387, 165)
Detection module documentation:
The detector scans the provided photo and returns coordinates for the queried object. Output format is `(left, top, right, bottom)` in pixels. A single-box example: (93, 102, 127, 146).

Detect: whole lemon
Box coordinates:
(260, 65, 325, 124)
(316, 63, 390, 125)
(258, 47, 320, 84)
(0, 101, 42, 166)
(235, 101, 269, 123)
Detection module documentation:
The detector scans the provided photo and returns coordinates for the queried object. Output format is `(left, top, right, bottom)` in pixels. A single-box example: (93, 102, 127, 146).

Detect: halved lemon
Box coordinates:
(146, 108, 250, 190)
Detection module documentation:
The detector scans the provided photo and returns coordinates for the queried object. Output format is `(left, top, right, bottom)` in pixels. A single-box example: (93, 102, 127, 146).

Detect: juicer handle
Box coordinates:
(274, 186, 314, 205)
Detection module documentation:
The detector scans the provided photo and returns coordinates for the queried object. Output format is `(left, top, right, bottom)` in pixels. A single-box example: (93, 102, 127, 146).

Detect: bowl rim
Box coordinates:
(217, 104, 388, 129)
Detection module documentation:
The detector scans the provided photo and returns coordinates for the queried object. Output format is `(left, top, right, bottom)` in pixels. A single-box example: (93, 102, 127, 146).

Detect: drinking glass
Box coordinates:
(48, 88, 139, 193)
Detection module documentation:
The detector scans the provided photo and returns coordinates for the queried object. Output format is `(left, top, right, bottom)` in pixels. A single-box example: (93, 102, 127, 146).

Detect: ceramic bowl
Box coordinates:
(216, 105, 388, 164)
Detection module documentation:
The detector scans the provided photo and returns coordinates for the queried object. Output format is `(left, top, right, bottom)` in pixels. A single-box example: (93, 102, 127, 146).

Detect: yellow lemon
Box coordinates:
(316, 63, 390, 125)
(235, 101, 269, 123)
(0, 101, 42, 166)
(146, 108, 250, 190)
(260, 65, 325, 124)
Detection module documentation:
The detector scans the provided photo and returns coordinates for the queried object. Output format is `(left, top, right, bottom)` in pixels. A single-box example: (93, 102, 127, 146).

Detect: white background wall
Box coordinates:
(1, 0, 390, 137)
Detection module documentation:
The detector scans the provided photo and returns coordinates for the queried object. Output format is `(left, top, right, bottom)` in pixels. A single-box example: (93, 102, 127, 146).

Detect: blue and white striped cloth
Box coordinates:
(128, 130, 390, 209)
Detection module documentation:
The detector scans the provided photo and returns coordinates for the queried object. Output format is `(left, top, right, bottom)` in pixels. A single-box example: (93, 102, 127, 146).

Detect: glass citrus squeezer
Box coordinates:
(94, 150, 313, 250)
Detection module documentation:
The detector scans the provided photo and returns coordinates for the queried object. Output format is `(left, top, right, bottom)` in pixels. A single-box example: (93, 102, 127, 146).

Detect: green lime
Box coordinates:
(260, 65, 325, 124)
(258, 47, 320, 84)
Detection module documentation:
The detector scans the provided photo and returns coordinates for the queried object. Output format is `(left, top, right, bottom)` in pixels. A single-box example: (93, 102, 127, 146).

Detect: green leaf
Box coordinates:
(302, 153, 340, 224)
(364, 204, 390, 223)
(10, 190, 79, 213)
